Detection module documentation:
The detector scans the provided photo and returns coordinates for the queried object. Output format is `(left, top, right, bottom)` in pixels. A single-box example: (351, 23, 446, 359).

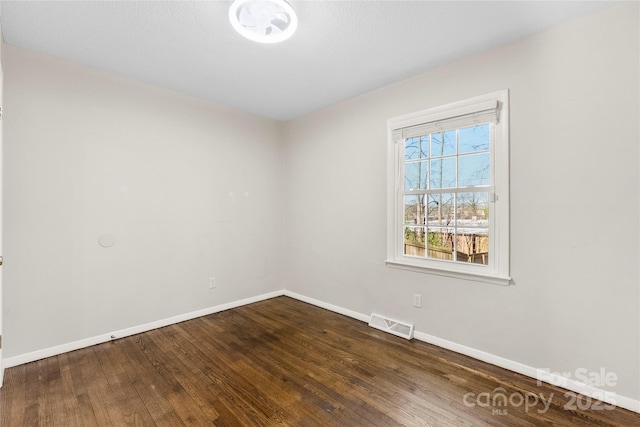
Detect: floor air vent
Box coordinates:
(368, 313, 414, 340)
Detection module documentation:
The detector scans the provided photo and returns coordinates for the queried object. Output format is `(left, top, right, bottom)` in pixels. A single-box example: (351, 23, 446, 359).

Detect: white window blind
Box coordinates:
(392, 99, 499, 140)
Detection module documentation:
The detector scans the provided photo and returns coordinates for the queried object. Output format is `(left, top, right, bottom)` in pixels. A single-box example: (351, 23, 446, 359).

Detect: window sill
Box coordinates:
(385, 259, 512, 286)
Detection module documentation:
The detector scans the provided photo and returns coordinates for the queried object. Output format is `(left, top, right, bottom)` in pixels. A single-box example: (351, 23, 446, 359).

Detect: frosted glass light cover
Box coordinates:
(229, 0, 298, 44)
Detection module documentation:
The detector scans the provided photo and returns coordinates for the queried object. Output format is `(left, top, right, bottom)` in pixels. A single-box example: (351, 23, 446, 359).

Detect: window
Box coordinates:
(386, 90, 510, 285)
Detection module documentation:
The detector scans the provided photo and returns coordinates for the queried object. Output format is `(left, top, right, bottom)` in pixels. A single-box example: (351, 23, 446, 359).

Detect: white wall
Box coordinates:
(3, 45, 284, 358)
(283, 3, 640, 401)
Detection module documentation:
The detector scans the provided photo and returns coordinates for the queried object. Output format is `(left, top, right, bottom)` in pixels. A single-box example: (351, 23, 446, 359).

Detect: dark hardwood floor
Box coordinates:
(1, 296, 638, 426)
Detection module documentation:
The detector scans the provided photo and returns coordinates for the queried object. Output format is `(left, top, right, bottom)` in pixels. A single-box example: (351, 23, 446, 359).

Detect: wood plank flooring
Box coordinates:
(1, 296, 638, 426)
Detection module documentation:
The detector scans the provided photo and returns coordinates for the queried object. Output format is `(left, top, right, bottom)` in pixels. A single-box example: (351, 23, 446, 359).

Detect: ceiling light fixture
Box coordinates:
(229, 0, 298, 44)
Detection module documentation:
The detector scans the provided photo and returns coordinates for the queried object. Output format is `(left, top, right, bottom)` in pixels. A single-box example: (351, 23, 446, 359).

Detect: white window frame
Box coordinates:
(386, 90, 511, 285)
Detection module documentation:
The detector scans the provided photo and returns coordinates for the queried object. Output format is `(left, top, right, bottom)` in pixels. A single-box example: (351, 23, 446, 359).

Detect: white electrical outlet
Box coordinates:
(209, 277, 216, 289)
(413, 294, 422, 308)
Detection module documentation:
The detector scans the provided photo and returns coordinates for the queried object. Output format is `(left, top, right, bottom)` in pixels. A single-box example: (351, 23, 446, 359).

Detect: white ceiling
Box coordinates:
(0, 0, 618, 121)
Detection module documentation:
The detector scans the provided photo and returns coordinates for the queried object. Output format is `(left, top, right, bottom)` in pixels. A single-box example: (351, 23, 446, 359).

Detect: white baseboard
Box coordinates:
(2, 289, 639, 414)
(283, 292, 640, 414)
(2, 290, 284, 370)
(283, 290, 370, 322)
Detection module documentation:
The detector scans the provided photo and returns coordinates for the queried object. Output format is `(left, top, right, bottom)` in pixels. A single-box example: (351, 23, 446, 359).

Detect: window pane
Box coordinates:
(426, 193, 455, 226)
(459, 153, 490, 186)
(404, 226, 426, 257)
(459, 124, 489, 153)
(456, 192, 489, 227)
(456, 229, 489, 265)
(404, 195, 425, 225)
(404, 161, 428, 190)
(430, 130, 456, 157)
(427, 227, 454, 261)
(430, 157, 456, 188)
(405, 137, 420, 160)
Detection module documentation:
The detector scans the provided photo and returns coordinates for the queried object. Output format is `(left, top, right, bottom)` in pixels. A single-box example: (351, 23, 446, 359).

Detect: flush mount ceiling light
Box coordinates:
(229, 0, 298, 44)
